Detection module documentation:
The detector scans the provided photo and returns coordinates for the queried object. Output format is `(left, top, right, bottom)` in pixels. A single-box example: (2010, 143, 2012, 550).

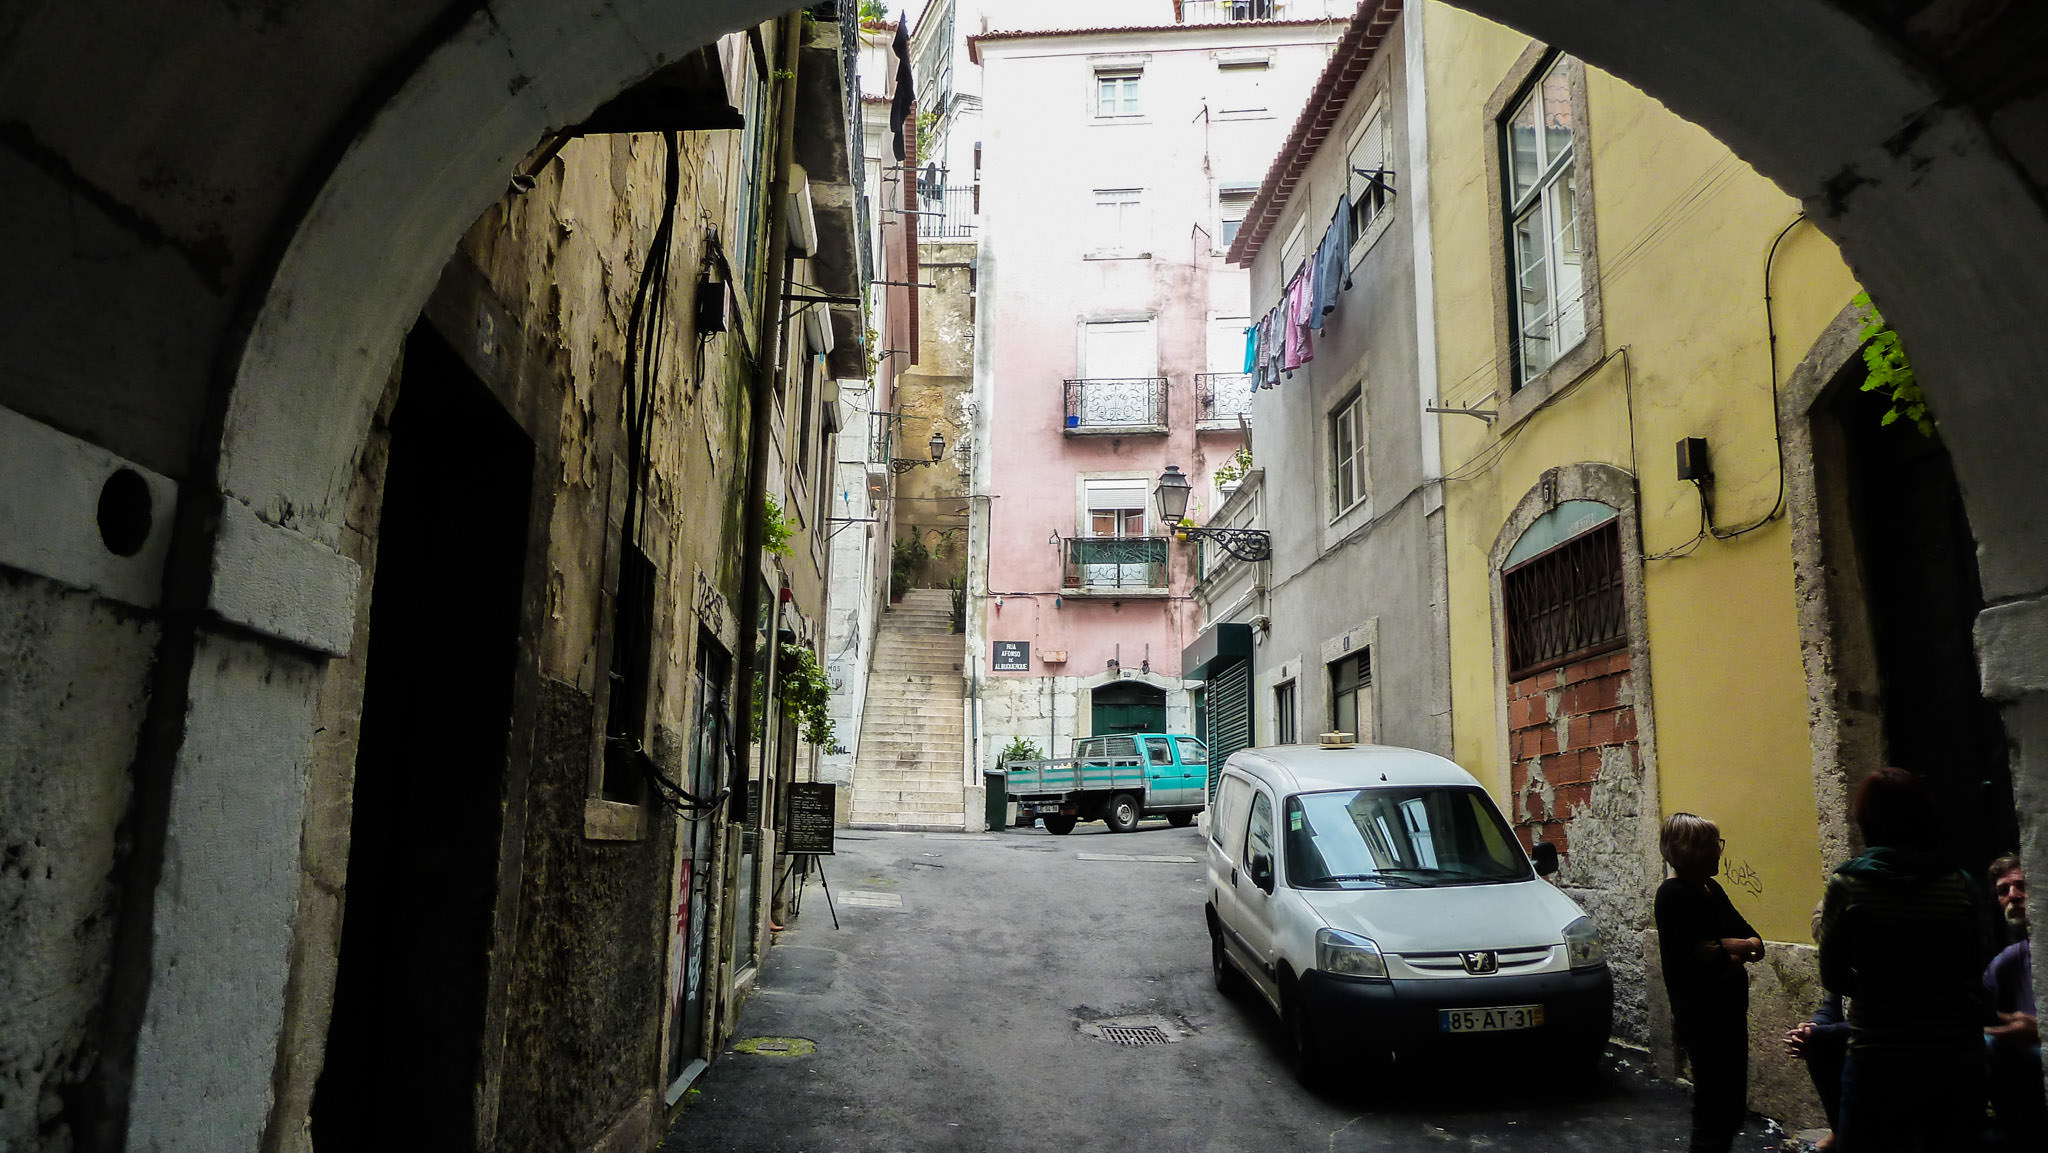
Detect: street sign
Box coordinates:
(993, 641, 1031, 671)
(786, 782, 836, 855)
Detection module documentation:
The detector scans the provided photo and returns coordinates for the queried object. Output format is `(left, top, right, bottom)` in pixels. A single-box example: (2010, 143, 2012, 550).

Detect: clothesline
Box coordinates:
(1242, 192, 1360, 391)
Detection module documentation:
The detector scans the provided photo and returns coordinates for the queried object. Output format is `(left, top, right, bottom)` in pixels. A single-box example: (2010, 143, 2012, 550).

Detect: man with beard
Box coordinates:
(1984, 854, 2042, 1148)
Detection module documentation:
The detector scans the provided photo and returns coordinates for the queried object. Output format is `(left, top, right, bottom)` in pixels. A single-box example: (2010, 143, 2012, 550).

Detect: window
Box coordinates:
(1217, 60, 1268, 114)
(1213, 775, 1252, 854)
(1217, 187, 1255, 248)
(1279, 214, 1308, 281)
(1096, 70, 1141, 117)
(1283, 787, 1528, 888)
(1346, 100, 1392, 241)
(1503, 56, 1586, 387)
(1093, 188, 1145, 254)
(1075, 478, 1161, 588)
(1329, 389, 1364, 514)
(1175, 736, 1208, 768)
(1275, 680, 1297, 744)
(1245, 789, 1275, 868)
(1502, 515, 1624, 680)
(1329, 650, 1369, 741)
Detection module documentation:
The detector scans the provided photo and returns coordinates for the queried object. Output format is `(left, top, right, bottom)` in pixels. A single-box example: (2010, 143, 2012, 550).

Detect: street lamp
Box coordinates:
(1154, 464, 1272, 562)
(890, 429, 946, 474)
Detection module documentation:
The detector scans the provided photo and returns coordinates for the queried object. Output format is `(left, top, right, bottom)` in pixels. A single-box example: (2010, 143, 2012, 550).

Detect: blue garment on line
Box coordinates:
(1311, 193, 1353, 331)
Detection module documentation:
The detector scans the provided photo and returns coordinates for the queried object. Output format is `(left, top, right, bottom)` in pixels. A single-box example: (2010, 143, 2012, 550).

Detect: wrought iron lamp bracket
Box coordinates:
(1176, 525, 1272, 563)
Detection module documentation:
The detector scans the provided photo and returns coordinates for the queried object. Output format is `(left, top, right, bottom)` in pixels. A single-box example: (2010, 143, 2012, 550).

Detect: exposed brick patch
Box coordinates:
(1507, 647, 1638, 874)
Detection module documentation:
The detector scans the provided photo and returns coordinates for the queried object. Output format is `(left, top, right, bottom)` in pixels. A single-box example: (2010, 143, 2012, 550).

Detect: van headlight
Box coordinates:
(1563, 916, 1605, 969)
(1315, 927, 1388, 979)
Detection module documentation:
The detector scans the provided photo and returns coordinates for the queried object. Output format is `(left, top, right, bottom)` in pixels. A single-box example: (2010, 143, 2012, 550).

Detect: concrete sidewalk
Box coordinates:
(661, 825, 1801, 1153)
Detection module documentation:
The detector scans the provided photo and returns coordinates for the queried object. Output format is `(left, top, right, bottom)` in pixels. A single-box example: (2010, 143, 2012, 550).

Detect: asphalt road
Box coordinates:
(661, 822, 1798, 1152)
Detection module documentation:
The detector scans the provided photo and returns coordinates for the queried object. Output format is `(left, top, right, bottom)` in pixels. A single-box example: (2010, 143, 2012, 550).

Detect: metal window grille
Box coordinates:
(1062, 536, 1169, 590)
(1502, 519, 1625, 680)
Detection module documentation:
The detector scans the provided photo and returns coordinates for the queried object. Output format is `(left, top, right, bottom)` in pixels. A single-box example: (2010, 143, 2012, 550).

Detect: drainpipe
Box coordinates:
(731, 11, 804, 822)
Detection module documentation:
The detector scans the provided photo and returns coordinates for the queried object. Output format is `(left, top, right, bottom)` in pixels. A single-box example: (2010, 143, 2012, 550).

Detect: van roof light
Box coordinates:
(1318, 732, 1356, 749)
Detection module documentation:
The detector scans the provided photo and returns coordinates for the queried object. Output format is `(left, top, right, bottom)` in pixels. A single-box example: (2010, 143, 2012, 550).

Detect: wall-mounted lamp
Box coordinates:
(889, 429, 946, 474)
(1155, 465, 1272, 562)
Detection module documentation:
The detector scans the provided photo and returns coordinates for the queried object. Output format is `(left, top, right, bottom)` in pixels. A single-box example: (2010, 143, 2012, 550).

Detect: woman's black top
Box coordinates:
(1655, 876, 1758, 1040)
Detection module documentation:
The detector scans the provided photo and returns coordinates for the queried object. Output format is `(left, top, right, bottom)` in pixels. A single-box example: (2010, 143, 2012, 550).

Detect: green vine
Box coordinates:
(858, 0, 889, 25)
(1853, 291, 1932, 437)
(763, 494, 796, 557)
(1213, 445, 1254, 488)
(777, 643, 836, 747)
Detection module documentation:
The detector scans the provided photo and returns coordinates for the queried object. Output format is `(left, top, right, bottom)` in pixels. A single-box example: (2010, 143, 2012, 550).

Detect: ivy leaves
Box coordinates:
(778, 643, 835, 748)
(1853, 291, 1932, 437)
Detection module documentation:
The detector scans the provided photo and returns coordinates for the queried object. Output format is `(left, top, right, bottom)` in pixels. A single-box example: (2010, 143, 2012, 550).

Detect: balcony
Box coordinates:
(915, 183, 978, 239)
(1063, 377, 1168, 435)
(1174, 0, 1287, 24)
(1062, 536, 1169, 593)
(1195, 372, 1254, 430)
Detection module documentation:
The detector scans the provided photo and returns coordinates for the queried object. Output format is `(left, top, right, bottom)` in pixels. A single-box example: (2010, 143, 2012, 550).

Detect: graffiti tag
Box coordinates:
(1722, 856, 1764, 898)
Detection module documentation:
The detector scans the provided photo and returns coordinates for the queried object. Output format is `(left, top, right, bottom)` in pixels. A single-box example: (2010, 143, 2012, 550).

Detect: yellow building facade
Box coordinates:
(1419, 3, 1861, 1115)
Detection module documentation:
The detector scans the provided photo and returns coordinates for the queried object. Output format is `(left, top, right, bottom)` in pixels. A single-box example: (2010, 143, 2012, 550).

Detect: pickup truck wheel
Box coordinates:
(1103, 793, 1140, 834)
(1167, 812, 1194, 828)
(1043, 814, 1076, 836)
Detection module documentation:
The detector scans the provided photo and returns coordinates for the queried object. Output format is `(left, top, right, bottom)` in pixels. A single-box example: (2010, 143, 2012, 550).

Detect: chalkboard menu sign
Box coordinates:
(993, 641, 1031, 671)
(785, 782, 836, 855)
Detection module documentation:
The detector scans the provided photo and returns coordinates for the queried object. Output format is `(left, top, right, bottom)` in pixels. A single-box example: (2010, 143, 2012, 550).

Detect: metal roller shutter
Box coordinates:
(1206, 658, 1252, 803)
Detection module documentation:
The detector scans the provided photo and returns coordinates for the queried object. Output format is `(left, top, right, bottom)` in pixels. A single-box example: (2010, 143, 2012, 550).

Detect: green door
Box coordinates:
(1091, 682, 1165, 735)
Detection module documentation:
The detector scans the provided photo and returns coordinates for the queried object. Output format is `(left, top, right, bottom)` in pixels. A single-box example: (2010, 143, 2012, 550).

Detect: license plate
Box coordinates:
(1028, 802, 1064, 814)
(1439, 1004, 1544, 1033)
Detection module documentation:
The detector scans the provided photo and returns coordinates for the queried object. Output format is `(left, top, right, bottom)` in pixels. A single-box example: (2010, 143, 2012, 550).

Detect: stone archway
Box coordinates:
(127, 4, 802, 1149)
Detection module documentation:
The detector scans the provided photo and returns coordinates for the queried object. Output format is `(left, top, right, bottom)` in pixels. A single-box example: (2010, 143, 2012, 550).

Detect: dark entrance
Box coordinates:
(1824, 374, 2016, 868)
(1091, 681, 1166, 735)
(311, 325, 534, 1150)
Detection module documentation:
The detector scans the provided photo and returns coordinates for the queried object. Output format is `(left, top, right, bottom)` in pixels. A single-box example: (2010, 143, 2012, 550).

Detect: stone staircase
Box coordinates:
(850, 589, 967, 830)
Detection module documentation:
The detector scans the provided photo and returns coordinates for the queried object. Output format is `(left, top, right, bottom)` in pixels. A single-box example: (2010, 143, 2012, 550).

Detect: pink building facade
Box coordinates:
(966, 11, 1344, 762)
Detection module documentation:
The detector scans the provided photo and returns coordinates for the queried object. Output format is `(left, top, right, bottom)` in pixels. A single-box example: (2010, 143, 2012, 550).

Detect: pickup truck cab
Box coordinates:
(1206, 741, 1612, 1082)
(1005, 733, 1208, 835)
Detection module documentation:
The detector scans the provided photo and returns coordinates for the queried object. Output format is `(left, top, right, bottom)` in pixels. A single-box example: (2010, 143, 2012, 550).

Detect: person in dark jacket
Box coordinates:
(1819, 767, 1995, 1152)
(1656, 811, 1764, 1153)
(1784, 900, 1848, 1150)
(1982, 853, 2041, 1149)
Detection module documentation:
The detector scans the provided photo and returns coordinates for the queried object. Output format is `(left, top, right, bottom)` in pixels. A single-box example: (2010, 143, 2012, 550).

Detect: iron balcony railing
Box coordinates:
(1196, 372, 1254, 427)
(915, 184, 979, 239)
(1063, 377, 1169, 432)
(1062, 536, 1170, 591)
(1176, 0, 1286, 24)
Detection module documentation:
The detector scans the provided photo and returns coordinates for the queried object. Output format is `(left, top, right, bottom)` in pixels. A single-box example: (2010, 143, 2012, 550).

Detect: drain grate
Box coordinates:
(1098, 1024, 1172, 1047)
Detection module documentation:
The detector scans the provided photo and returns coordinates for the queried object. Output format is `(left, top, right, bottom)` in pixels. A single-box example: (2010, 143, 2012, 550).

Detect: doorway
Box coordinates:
(1822, 375, 2016, 868)
(1091, 681, 1166, 735)
(311, 325, 534, 1149)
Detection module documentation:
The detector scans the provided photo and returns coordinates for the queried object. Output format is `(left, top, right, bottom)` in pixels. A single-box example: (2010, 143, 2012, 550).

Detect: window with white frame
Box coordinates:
(1346, 97, 1392, 243)
(1096, 70, 1142, 117)
(1093, 188, 1146, 254)
(1217, 187, 1256, 249)
(1329, 388, 1364, 515)
(1216, 60, 1268, 114)
(1080, 478, 1159, 588)
(1278, 213, 1308, 281)
(1503, 55, 1586, 388)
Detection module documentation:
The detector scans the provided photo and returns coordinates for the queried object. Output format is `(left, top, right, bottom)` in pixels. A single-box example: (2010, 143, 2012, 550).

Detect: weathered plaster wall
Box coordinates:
(0, 577, 157, 1150)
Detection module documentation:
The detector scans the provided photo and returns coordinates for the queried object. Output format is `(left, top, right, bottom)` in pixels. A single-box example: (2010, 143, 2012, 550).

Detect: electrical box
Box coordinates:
(695, 278, 729, 334)
(1676, 436, 1712, 482)
(1041, 650, 1067, 665)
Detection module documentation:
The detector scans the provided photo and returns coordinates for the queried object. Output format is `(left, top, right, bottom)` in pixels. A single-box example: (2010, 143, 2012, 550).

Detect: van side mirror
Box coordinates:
(1531, 841, 1560, 877)
(1249, 852, 1275, 893)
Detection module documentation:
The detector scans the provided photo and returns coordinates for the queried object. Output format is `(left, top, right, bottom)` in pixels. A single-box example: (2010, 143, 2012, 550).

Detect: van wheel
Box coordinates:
(1210, 927, 1245, 999)
(1284, 985, 1334, 1090)
(1167, 812, 1194, 828)
(1103, 793, 1140, 833)
(1044, 815, 1076, 836)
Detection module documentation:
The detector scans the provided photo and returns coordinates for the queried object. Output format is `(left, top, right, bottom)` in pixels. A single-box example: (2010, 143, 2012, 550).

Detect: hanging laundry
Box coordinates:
(1243, 318, 1260, 376)
(1313, 193, 1354, 325)
(1283, 269, 1314, 370)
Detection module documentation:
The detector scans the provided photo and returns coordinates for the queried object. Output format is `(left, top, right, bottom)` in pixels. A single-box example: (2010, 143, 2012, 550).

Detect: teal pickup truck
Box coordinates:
(1005, 733, 1209, 835)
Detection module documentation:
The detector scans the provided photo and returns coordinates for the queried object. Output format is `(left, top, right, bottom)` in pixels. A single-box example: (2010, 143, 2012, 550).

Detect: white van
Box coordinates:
(1205, 742, 1612, 1079)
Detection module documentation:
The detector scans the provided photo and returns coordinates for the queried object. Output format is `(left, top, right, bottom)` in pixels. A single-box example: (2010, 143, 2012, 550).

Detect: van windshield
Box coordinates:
(1284, 786, 1531, 888)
